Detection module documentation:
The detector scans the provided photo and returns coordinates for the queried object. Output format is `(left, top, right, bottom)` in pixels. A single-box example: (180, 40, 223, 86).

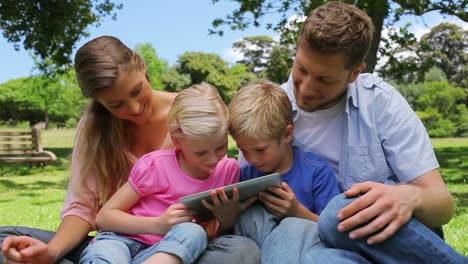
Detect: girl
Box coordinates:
(1, 36, 260, 264)
(80, 83, 255, 264)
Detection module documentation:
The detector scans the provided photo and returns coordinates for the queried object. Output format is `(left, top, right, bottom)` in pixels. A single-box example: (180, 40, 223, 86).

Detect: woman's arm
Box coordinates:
(96, 182, 194, 235)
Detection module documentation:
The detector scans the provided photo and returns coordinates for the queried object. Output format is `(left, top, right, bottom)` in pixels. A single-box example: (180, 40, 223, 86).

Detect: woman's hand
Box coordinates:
(202, 188, 256, 230)
(338, 181, 419, 244)
(2, 236, 56, 264)
(157, 203, 196, 233)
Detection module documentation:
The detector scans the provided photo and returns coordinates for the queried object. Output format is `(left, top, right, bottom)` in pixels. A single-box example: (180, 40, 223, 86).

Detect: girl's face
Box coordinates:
(96, 66, 153, 124)
(175, 134, 228, 178)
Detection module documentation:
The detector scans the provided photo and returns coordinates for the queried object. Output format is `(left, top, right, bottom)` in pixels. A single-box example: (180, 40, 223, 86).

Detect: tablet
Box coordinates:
(179, 173, 282, 211)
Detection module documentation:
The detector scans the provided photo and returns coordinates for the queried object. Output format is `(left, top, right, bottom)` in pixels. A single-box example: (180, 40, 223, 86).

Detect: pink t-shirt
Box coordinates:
(60, 118, 173, 228)
(125, 148, 239, 245)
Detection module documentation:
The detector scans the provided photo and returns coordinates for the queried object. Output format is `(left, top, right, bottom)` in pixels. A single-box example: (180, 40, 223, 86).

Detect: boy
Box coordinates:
(228, 80, 340, 249)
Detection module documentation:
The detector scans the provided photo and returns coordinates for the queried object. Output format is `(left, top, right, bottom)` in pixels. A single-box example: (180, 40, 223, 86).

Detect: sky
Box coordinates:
(1, 0, 467, 84)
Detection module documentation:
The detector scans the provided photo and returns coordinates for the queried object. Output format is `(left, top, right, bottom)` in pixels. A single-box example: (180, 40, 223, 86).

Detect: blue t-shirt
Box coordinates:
(240, 147, 340, 214)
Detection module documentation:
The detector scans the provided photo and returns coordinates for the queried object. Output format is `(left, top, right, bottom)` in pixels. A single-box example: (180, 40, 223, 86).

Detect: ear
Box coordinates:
(140, 60, 147, 72)
(171, 135, 182, 149)
(284, 124, 294, 144)
(348, 63, 366, 83)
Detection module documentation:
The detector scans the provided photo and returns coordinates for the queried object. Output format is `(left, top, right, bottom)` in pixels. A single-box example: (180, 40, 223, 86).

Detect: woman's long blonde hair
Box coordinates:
(74, 36, 147, 215)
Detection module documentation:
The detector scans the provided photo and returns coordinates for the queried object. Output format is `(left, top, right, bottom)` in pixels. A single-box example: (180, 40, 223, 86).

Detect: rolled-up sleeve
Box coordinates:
(377, 88, 439, 182)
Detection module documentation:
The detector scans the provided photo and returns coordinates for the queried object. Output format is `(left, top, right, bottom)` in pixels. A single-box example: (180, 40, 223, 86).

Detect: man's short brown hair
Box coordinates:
(299, 1, 374, 69)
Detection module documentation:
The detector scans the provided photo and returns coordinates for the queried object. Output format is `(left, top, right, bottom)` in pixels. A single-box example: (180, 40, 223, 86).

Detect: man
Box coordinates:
(239, 2, 466, 263)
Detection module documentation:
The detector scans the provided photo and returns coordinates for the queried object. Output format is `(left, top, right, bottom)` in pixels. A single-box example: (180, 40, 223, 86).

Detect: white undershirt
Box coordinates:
(293, 96, 346, 174)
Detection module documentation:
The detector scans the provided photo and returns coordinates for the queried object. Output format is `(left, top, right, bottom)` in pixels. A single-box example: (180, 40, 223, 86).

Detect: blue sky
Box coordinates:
(1, 0, 467, 84)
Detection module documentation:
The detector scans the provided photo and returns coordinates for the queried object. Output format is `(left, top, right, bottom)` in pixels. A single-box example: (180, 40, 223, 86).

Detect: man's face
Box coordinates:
(291, 47, 363, 112)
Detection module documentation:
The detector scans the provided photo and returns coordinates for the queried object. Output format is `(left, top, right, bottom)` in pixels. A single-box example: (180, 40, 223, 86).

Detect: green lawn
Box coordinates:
(0, 130, 467, 255)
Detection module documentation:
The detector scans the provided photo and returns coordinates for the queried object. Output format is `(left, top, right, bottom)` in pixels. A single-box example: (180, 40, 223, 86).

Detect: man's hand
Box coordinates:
(2, 236, 55, 264)
(338, 181, 420, 244)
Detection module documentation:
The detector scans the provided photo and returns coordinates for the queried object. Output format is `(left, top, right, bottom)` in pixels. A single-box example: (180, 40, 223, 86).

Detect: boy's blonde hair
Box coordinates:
(228, 80, 293, 141)
(169, 82, 228, 140)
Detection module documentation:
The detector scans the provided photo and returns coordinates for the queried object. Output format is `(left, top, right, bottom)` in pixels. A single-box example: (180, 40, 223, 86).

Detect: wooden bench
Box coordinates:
(0, 127, 57, 163)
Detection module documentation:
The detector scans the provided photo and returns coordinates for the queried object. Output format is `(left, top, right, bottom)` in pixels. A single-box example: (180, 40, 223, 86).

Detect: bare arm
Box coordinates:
(96, 182, 195, 235)
(338, 168, 454, 244)
(2, 215, 92, 263)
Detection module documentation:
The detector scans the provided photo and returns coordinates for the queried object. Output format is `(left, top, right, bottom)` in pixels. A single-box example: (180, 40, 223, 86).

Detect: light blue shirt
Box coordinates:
(281, 73, 439, 191)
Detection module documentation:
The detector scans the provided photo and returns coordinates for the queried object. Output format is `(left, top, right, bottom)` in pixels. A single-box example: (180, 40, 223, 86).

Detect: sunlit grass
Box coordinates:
(0, 130, 466, 255)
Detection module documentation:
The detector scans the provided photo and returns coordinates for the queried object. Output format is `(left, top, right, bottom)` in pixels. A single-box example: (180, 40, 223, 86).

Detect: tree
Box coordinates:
(233, 36, 275, 74)
(161, 52, 256, 102)
(0, 0, 122, 74)
(0, 71, 86, 127)
(380, 23, 467, 86)
(232, 35, 295, 83)
(134, 43, 169, 91)
(210, 0, 467, 73)
(419, 23, 467, 88)
(265, 45, 295, 83)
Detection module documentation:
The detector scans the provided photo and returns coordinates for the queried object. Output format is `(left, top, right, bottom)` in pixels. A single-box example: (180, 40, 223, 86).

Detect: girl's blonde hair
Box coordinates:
(168, 82, 228, 141)
(73, 36, 148, 216)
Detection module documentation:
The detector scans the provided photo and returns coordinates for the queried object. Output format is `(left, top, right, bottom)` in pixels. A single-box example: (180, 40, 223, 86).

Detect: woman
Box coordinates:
(0, 36, 260, 264)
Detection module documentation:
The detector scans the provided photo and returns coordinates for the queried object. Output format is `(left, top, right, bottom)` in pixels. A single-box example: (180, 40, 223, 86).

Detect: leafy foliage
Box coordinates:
(0, 0, 122, 74)
(161, 52, 257, 102)
(134, 43, 169, 91)
(397, 68, 468, 137)
(380, 23, 467, 88)
(210, 0, 467, 73)
(232, 35, 295, 83)
(0, 71, 86, 126)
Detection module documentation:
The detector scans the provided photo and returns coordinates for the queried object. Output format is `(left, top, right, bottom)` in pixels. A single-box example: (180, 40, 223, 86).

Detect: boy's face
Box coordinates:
(291, 47, 364, 112)
(235, 127, 293, 174)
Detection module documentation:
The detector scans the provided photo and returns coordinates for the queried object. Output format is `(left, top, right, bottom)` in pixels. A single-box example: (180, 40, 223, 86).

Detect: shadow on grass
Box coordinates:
(451, 191, 468, 215)
(0, 178, 69, 192)
(0, 147, 73, 177)
(434, 146, 468, 184)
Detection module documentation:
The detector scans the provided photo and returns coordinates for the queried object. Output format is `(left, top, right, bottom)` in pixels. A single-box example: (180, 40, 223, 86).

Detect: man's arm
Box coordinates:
(336, 168, 454, 244)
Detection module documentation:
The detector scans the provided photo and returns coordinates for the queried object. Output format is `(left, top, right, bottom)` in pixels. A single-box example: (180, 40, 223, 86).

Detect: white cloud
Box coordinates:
(221, 46, 244, 64)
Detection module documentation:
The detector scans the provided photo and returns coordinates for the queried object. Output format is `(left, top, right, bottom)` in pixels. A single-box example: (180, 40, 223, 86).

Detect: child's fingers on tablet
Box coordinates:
(216, 188, 229, 201)
(210, 191, 222, 206)
(231, 187, 240, 201)
(201, 199, 214, 209)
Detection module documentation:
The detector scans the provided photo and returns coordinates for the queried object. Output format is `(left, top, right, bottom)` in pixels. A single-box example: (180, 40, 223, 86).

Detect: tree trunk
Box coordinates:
(359, 0, 389, 73)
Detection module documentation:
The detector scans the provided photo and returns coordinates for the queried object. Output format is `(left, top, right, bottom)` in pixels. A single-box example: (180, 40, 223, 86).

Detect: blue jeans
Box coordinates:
(0, 225, 260, 264)
(318, 193, 468, 264)
(80, 222, 207, 264)
(234, 202, 369, 264)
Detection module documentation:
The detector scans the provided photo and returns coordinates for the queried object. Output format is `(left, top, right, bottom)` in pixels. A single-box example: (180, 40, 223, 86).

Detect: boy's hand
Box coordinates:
(202, 188, 257, 230)
(158, 204, 196, 233)
(259, 182, 300, 217)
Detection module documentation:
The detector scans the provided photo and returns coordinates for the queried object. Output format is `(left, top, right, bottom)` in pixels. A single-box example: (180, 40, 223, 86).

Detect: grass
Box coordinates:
(0, 130, 467, 255)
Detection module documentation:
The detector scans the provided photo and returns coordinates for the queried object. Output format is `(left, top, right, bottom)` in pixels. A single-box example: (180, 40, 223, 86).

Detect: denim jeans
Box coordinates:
(80, 222, 207, 264)
(234, 202, 369, 264)
(196, 234, 260, 264)
(0, 225, 260, 264)
(318, 193, 468, 264)
(0, 225, 91, 264)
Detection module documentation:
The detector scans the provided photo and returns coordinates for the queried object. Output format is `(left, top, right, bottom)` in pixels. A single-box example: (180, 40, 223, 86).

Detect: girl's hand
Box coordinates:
(2, 236, 56, 264)
(202, 188, 257, 230)
(157, 204, 196, 233)
(259, 182, 300, 217)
